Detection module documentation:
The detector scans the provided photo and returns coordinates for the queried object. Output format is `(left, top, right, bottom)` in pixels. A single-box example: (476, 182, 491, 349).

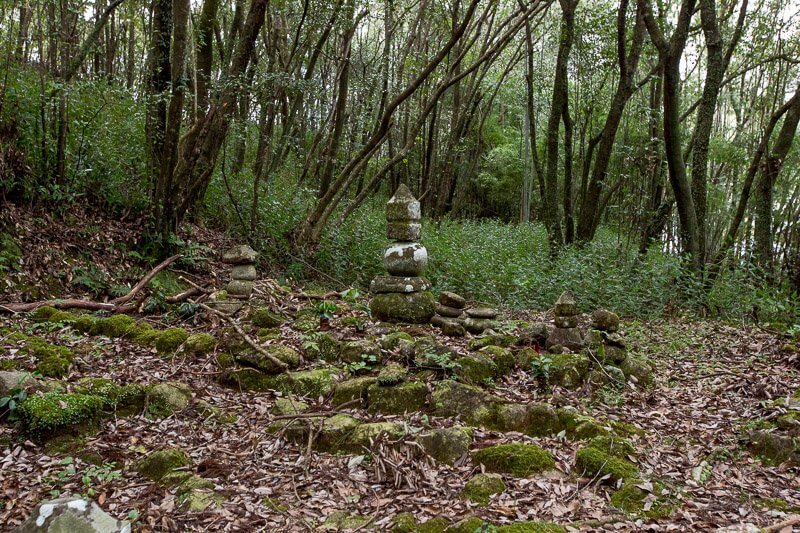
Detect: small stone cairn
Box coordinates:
(431, 291, 468, 336)
(464, 306, 498, 335)
(369, 185, 435, 323)
(587, 309, 626, 364)
(545, 291, 584, 352)
(222, 244, 258, 300)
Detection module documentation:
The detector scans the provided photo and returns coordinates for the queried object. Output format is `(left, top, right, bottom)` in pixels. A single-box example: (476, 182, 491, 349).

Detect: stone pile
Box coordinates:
(370, 185, 435, 324)
(464, 307, 498, 334)
(222, 244, 258, 300)
(545, 291, 584, 352)
(588, 308, 626, 364)
(431, 291, 467, 336)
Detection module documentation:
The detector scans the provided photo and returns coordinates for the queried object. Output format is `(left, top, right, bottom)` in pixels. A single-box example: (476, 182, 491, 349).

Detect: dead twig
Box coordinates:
(763, 515, 800, 532)
(111, 254, 182, 305)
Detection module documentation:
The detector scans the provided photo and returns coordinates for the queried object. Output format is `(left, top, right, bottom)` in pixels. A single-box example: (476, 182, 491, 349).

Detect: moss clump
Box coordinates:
(343, 421, 405, 453)
(36, 356, 71, 378)
(30, 306, 58, 321)
(380, 332, 414, 351)
(446, 517, 487, 533)
(587, 435, 636, 457)
(314, 414, 363, 452)
(184, 333, 217, 355)
(273, 397, 309, 416)
(135, 447, 192, 482)
(228, 368, 339, 397)
(215, 353, 235, 369)
(18, 392, 104, 438)
(377, 362, 407, 386)
(391, 512, 418, 532)
(468, 334, 516, 350)
(431, 380, 503, 428)
(574, 446, 638, 482)
(522, 404, 564, 437)
(610, 478, 674, 518)
(340, 339, 381, 364)
(495, 522, 566, 533)
(257, 328, 280, 340)
(461, 472, 506, 506)
(47, 310, 77, 324)
(129, 323, 161, 346)
(418, 426, 473, 466)
(292, 310, 319, 333)
(90, 314, 137, 338)
(480, 345, 516, 375)
(155, 327, 189, 354)
(320, 510, 372, 530)
(367, 381, 427, 415)
(545, 353, 591, 388)
(0, 359, 19, 370)
(417, 517, 450, 533)
(302, 332, 340, 362)
(31, 340, 74, 379)
(332, 376, 376, 406)
(248, 308, 285, 328)
(72, 314, 98, 333)
(472, 443, 555, 477)
(145, 381, 192, 418)
(74, 378, 145, 414)
(745, 430, 799, 466)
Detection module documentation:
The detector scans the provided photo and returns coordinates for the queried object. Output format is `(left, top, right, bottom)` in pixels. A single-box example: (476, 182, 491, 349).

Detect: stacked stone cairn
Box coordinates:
(464, 306, 498, 335)
(222, 244, 258, 300)
(545, 291, 584, 352)
(431, 291, 467, 336)
(587, 309, 626, 364)
(369, 185, 435, 323)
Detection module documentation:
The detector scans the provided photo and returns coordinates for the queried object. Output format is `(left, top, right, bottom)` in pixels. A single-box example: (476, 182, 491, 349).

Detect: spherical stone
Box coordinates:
(231, 264, 257, 281)
(222, 244, 258, 264)
(591, 309, 620, 332)
(370, 291, 435, 324)
(387, 222, 421, 241)
(435, 303, 462, 318)
(384, 242, 428, 276)
(554, 315, 578, 328)
(226, 280, 254, 299)
(439, 291, 466, 309)
(386, 184, 421, 222)
(464, 317, 495, 334)
(369, 275, 431, 294)
(466, 307, 497, 319)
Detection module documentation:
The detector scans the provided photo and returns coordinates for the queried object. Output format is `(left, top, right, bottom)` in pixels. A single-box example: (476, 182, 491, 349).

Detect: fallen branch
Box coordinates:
(764, 515, 800, 532)
(195, 300, 289, 371)
(111, 254, 182, 306)
(165, 287, 204, 304)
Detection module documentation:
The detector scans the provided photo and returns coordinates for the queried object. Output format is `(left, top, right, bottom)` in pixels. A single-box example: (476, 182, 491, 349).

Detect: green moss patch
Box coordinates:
(89, 314, 137, 338)
(461, 472, 506, 506)
(574, 446, 638, 482)
(184, 333, 217, 355)
(332, 376, 376, 406)
(367, 381, 427, 414)
(155, 327, 190, 354)
(610, 478, 675, 518)
(18, 392, 104, 439)
(135, 447, 192, 482)
(472, 443, 555, 477)
(495, 522, 566, 533)
(248, 308, 285, 328)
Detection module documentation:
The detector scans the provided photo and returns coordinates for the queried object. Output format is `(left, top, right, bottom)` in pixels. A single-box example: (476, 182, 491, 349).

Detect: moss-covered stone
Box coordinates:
(90, 314, 137, 338)
(18, 392, 104, 439)
(135, 447, 192, 482)
(391, 512, 418, 532)
(228, 367, 339, 397)
(155, 327, 190, 354)
(145, 381, 192, 418)
(417, 517, 450, 533)
(418, 426, 473, 465)
(257, 328, 280, 340)
(545, 353, 590, 388)
(367, 381, 427, 414)
(129, 323, 160, 346)
(521, 403, 564, 437)
(745, 430, 799, 465)
(303, 332, 340, 362)
(31, 306, 59, 321)
(195, 399, 237, 424)
(574, 446, 638, 482)
(184, 333, 217, 355)
(473, 443, 555, 477)
(344, 421, 405, 453)
(610, 478, 674, 518)
(47, 310, 77, 324)
(495, 522, 566, 533)
(36, 355, 72, 378)
(479, 346, 516, 375)
(461, 472, 506, 506)
(320, 510, 372, 531)
(380, 331, 414, 351)
(587, 435, 636, 457)
(370, 291, 436, 324)
(248, 308, 285, 328)
(456, 354, 497, 384)
(273, 397, 310, 416)
(468, 335, 517, 350)
(332, 376, 376, 406)
(432, 381, 503, 427)
(292, 310, 320, 333)
(74, 378, 145, 415)
(315, 414, 363, 452)
(377, 362, 407, 386)
(587, 365, 626, 390)
(619, 355, 654, 387)
(72, 314, 98, 333)
(340, 339, 382, 364)
(235, 344, 301, 374)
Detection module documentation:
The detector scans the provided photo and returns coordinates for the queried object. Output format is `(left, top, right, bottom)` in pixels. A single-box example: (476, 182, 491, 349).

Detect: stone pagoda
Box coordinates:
(369, 185, 435, 323)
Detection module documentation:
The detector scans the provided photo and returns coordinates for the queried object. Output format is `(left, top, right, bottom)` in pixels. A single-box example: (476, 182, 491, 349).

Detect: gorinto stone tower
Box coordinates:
(369, 185, 435, 323)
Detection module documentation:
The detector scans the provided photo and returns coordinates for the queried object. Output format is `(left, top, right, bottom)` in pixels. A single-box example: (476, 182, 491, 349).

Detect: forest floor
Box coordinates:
(0, 207, 799, 532)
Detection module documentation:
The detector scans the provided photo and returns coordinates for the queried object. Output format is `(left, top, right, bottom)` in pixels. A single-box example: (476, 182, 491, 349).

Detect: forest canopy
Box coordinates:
(1, 0, 800, 320)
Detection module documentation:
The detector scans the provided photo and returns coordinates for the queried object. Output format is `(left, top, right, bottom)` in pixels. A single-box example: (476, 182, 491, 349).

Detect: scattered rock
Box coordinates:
(135, 447, 192, 483)
(235, 344, 301, 374)
(247, 308, 285, 328)
(418, 426, 472, 465)
(435, 303, 463, 318)
(574, 445, 638, 482)
(340, 339, 382, 364)
(332, 376, 376, 406)
(516, 323, 549, 346)
(461, 472, 506, 506)
(377, 362, 407, 386)
(145, 381, 192, 418)
(466, 307, 497, 319)
(17, 495, 130, 532)
(184, 333, 217, 355)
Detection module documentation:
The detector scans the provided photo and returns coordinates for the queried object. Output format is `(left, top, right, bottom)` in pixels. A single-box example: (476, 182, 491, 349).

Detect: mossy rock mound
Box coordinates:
(340, 339, 382, 364)
(184, 333, 217, 355)
(28, 338, 74, 379)
(479, 346, 516, 375)
(745, 430, 799, 465)
(610, 478, 675, 518)
(292, 309, 320, 333)
(418, 426, 472, 466)
(468, 334, 517, 350)
(320, 510, 372, 531)
(129, 323, 161, 345)
(145, 381, 192, 419)
(461, 472, 506, 506)
(543, 353, 591, 388)
(272, 397, 309, 416)
(367, 381, 427, 415)
(17, 392, 104, 439)
(494, 403, 563, 437)
(74, 377, 145, 415)
(455, 354, 497, 384)
(619, 355, 654, 387)
(313, 414, 363, 453)
(344, 421, 406, 453)
(446, 517, 487, 533)
(303, 332, 341, 362)
(377, 362, 407, 385)
(332, 376, 376, 406)
(380, 331, 414, 350)
(574, 446, 638, 482)
(472, 443, 555, 477)
(155, 327, 190, 354)
(235, 344, 301, 374)
(586, 435, 636, 457)
(89, 314, 137, 338)
(432, 381, 504, 427)
(226, 368, 340, 397)
(135, 447, 192, 483)
(248, 307, 285, 328)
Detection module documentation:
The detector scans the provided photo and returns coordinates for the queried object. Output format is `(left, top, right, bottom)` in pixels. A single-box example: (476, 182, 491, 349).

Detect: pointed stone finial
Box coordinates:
(554, 291, 578, 317)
